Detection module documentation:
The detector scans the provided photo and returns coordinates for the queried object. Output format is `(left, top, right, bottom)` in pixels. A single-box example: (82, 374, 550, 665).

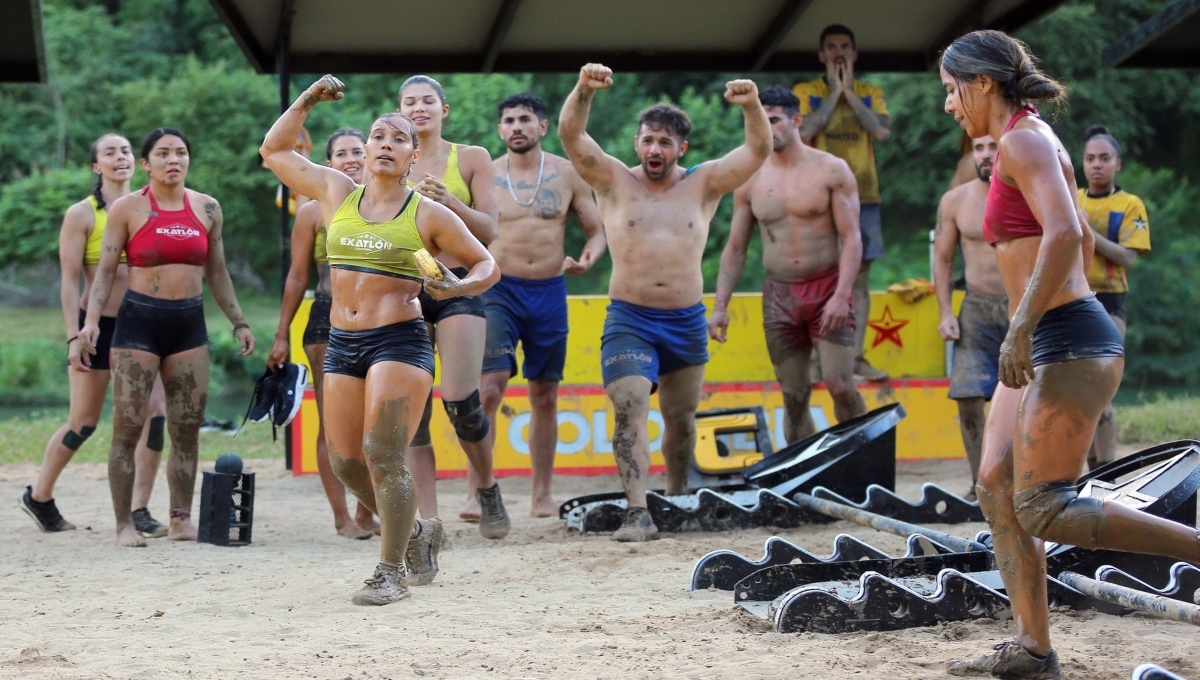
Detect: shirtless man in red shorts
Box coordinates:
(710, 85, 866, 443)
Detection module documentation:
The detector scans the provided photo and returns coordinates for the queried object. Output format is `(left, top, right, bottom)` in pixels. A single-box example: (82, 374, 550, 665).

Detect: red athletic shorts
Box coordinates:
(762, 267, 855, 364)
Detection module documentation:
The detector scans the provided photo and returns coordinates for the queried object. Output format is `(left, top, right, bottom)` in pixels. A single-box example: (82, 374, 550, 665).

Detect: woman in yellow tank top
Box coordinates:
(269, 127, 380, 540)
(20, 134, 169, 538)
(399, 76, 510, 536)
(262, 75, 498, 605)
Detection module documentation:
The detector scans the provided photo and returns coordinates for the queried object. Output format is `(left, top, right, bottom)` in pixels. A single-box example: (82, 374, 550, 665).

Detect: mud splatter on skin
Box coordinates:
(163, 362, 209, 511)
(611, 408, 641, 492)
(659, 412, 696, 495)
(363, 397, 418, 565)
(108, 352, 159, 524)
(329, 452, 377, 514)
(781, 388, 814, 444)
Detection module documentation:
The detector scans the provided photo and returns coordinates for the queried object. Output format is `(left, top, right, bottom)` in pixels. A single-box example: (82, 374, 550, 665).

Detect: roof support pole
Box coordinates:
(277, 0, 294, 468)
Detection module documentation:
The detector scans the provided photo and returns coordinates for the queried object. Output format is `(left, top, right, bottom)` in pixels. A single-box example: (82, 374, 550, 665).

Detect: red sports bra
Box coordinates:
(982, 105, 1043, 246)
(125, 186, 209, 267)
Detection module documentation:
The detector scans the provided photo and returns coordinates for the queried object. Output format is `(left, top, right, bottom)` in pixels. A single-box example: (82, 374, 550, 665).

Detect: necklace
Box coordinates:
(505, 150, 544, 207)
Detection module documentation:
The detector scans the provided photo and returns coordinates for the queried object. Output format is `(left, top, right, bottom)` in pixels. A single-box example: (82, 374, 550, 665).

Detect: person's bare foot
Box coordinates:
(116, 523, 147, 547)
(530, 496, 558, 518)
(336, 521, 373, 540)
(459, 497, 481, 522)
(167, 513, 198, 541)
(355, 508, 381, 535)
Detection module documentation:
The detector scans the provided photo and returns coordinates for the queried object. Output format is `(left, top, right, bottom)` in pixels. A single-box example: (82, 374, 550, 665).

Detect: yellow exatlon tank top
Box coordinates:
(312, 225, 327, 263)
(326, 186, 424, 281)
(83, 195, 126, 265)
(409, 143, 472, 207)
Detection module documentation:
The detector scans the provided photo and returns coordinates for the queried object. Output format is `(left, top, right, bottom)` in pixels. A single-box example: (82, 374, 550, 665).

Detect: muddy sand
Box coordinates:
(2, 448, 1196, 679)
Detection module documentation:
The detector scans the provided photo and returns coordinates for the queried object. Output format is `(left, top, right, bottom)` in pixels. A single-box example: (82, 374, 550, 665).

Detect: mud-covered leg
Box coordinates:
(307, 343, 371, 538)
(323, 373, 377, 515)
(772, 348, 816, 444)
(658, 364, 705, 495)
(1088, 316, 1125, 469)
(1014, 358, 1200, 560)
(160, 346, 209, 541)
(108, 349, 160, 547)
(817, 339, 867, 425)
(956, 396, 986, 496)
(606, 375, 652, 507)
(131, 377, 167, 513)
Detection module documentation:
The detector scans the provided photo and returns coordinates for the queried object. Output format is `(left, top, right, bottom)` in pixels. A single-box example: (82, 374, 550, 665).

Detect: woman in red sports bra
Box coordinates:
(80, 127, 256, 548)
(939, 31, 1200, 679)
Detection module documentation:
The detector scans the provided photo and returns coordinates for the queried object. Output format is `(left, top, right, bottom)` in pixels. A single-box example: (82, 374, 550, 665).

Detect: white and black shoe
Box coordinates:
(272, 362, 309, 428)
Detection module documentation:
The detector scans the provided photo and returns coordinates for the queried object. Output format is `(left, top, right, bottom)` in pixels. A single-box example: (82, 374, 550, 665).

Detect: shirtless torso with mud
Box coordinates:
(711, 90, 865, 443)
(559, 63, 769, 541)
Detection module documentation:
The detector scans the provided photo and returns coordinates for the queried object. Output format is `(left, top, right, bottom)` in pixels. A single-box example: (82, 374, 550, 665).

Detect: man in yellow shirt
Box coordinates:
(794, 24, 891, 381)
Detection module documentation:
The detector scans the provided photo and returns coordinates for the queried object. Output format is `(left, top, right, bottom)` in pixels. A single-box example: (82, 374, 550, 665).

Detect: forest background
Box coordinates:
(0, 0, 1198, 404)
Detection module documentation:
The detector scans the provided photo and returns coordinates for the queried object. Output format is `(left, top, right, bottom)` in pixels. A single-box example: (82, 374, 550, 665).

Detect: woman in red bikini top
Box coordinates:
(80, 127, 256, 549)
(938, 31, 1200, 680)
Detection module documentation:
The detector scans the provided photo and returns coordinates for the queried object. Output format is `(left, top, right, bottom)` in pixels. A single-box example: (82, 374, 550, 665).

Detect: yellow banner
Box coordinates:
(288, 291, 967, 476)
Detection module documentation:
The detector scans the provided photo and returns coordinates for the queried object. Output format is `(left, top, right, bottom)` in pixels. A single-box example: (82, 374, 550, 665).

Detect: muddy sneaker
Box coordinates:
(947, 641, 1060, 678)
(350, 562, 411, 606)
(20, 486, 76, 532)
(854, 356, 890, 382)
(131, 507, 168, 538)
(612, 507, 659, 542)
(404, 518, 444, 586)
(476, 483, 511, 539)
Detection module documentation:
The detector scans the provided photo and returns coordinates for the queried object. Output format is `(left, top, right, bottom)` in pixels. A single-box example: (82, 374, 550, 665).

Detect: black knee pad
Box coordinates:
(444, 390, 490, 443)
(410, 391, 433, 447)
(146, 416, 166, 452)
(1012, 481, 1104, 546)
(62, 425, 96, 451)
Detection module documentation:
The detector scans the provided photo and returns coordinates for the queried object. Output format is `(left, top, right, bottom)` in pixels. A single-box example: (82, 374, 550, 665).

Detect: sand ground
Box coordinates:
(2, 445, 1197, 680)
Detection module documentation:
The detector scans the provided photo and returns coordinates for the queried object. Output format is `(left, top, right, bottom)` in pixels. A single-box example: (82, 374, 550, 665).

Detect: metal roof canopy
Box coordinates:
(0, 0, 46, 83)
(209, 0, 1065, 74)
(1103, 0, 1200, 69)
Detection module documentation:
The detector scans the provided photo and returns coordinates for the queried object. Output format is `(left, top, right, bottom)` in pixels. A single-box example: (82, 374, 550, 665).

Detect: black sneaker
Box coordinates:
(242, 368, 278, 426)
(476, 483, 511, 539)
(131, 507, 168, 538)
(272, 362, 309, 428)
(612, 506, 659, 542)
(947, 641, 1061, 678)
(20, 486, 76, 532)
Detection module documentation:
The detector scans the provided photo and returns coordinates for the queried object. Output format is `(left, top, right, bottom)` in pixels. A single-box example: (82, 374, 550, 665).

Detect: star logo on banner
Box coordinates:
(1133, 218, 1148, 231)
(868, 305, 910, 349)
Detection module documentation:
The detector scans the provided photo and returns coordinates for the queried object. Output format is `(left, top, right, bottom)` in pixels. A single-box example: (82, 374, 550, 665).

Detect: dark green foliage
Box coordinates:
(0, 0, 1197, 387)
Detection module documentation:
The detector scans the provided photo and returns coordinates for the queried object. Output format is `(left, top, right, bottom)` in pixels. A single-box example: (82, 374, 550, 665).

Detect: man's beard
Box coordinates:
(507, 135, 540, 154)
(976, 164, 993, 182)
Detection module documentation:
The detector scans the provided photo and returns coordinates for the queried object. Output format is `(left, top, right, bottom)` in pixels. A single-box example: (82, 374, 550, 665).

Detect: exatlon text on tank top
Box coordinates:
(340, 232, 393, 254)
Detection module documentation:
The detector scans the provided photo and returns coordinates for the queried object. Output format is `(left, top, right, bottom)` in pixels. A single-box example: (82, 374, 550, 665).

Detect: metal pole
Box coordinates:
(793, 491, 990, 553)
(1059, 571, 1200, 626)
(278, 22, 293, 470)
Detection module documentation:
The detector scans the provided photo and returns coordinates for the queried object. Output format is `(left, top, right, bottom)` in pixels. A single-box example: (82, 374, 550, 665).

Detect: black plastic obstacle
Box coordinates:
(198, 470, 255, 547)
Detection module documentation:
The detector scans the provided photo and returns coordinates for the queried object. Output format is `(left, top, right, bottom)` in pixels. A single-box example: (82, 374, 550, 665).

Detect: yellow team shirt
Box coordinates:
(793, 78, 889, 205)
(1078, 188, 1150, 294)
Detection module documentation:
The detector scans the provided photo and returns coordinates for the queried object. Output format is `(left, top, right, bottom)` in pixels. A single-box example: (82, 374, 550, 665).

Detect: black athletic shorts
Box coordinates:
(1031, 294, 1125, 368)
(75, 309, 117, 370)
(419, 267, 486, 323)
(111, 291, 208, 357)
(323, 317, 435, 379)
(303, 292, 332, 346)
(1095, 292, 1127, 322)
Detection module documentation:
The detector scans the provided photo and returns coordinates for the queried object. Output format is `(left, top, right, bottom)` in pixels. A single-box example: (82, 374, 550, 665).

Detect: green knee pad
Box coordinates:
(146, 416, 166, 452)
(62, 424, 97, 451)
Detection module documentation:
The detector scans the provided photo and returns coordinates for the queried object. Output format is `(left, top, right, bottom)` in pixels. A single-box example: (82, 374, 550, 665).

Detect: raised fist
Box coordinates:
(579, 64, 614, 91)
(306, 75, 345, 102)
(724, 79, 759, 106)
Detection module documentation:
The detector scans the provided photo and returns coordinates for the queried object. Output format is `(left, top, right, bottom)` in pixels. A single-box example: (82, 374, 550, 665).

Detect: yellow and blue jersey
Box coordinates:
(1078, 188, 1150, 294)
(793, 77, 889, 205)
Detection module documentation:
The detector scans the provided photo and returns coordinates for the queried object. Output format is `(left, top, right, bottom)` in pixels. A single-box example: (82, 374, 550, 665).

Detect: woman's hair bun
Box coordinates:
(1015, 72, 1063, 102)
